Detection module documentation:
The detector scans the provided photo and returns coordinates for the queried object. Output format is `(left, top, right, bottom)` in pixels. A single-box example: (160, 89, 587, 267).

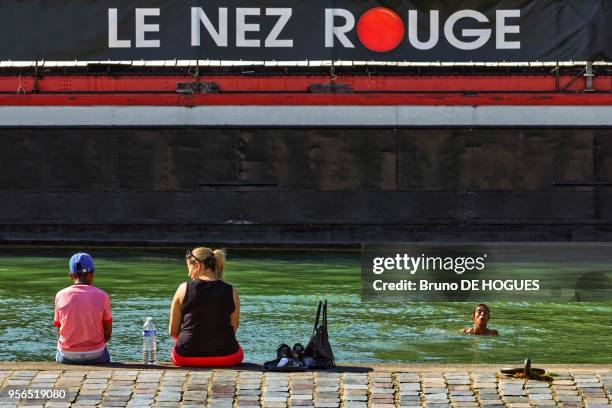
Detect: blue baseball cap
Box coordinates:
(69, 252, 95, 274)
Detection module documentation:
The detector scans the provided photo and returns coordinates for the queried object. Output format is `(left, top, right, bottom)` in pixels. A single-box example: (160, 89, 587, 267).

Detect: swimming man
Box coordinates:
(462, 303, 499, 336)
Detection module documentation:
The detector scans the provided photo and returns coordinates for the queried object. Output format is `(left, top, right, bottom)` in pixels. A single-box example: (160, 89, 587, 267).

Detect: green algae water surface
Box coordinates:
(0, 248, 611, 363)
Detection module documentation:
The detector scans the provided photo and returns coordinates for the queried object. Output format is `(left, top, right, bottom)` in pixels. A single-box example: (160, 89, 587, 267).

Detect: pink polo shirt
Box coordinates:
(54, 284, 112, 352)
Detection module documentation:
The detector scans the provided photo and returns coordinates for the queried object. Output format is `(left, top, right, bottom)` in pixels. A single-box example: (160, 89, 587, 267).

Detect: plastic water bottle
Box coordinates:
(142, 317, 157, 364)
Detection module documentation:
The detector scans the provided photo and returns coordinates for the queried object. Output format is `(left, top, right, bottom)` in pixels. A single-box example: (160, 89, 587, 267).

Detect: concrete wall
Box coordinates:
(1, 127, 611, 244)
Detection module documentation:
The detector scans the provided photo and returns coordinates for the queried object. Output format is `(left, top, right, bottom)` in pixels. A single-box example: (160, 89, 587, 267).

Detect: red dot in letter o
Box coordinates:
(356, 7, 405, 53)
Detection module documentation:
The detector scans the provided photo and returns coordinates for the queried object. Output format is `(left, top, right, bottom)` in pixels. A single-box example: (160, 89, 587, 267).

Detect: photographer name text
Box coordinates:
(372, 279, 540, 292)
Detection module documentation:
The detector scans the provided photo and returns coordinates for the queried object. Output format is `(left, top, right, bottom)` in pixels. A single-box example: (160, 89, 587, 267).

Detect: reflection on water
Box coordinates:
(0, 248, 610, 363)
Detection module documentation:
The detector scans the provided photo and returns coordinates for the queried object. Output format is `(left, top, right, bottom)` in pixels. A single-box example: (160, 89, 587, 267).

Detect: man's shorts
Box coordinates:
(55, 346, 111, 365)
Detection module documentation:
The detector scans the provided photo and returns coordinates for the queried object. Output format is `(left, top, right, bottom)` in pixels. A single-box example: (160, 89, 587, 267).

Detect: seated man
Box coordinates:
(462, 303, 499, 336)
(54, 253, 112, 364)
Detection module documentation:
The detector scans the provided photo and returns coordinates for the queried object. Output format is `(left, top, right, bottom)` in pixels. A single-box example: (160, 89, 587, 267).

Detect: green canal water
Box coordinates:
(0, 248, 610, 364)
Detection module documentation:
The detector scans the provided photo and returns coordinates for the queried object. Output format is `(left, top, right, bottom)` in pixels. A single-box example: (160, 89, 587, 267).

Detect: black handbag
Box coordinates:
(304, 300, 335, 369)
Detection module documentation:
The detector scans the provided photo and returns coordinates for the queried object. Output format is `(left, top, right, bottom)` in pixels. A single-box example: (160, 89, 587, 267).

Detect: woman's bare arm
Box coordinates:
(169, 283, 186, 342)
(230, 287, 240, 333)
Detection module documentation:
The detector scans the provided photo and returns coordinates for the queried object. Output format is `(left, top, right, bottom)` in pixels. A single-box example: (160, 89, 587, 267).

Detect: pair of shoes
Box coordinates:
(276, 343, 304, 360)
(276, 343, 306, 368)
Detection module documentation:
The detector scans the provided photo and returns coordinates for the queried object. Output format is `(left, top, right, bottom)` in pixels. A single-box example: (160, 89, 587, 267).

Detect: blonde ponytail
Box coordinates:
(189, 247, 226, 280)
(211, 249, 226, 280)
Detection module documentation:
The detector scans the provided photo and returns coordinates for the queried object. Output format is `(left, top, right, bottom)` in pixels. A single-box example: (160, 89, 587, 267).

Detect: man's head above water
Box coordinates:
(473, 303, 490, 323)
(462, 303, 499, 336)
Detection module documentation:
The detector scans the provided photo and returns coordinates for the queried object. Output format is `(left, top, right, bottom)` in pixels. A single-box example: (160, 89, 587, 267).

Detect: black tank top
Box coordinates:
(175, 280, 239, 357)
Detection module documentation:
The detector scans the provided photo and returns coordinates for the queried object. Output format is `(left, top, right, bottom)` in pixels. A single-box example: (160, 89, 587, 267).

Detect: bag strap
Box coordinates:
(313, 300, 322, 333)
(323, 300, 328, 329)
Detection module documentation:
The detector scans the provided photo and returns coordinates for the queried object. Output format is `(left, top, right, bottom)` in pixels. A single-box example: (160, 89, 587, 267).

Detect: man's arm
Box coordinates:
(103, 320, 112, 342)
(102, 293, 113, 342)
(54, 294, 61, 331)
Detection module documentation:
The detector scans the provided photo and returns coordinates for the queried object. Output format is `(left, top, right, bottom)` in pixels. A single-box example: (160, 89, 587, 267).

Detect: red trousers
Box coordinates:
(171, 346, 244, 367)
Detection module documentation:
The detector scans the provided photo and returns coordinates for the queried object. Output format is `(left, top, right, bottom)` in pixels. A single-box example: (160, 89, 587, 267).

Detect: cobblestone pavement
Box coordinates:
(0, 368, 611, 408)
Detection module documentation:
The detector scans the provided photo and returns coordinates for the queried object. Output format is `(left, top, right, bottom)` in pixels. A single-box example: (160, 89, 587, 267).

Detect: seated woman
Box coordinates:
(169, 247, 243, 367)
(461, 303, 499, 336)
